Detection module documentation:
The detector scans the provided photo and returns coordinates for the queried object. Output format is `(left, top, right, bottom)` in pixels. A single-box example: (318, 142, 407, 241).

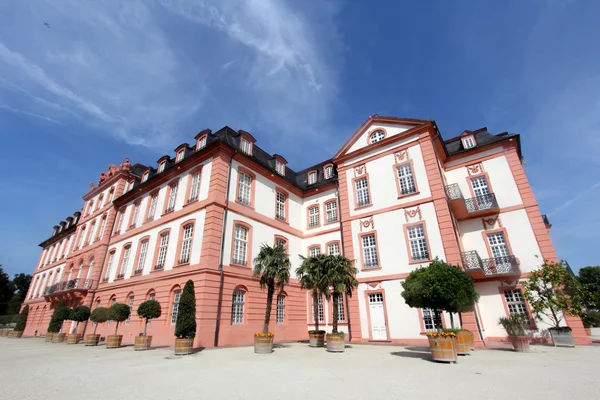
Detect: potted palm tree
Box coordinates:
(48, 302, 70, 343)
(135, 300, 161, 351)
(253, 243, 290, 354)
(323, 255, 358, 353)
(296, 254, 328, 347)
(66, 306, 90, 344)
(12, 305, 28, 338)
(498, 314, 531, 352)
(86, 307, 109, 346)
(174, 280, 196, 355)
(106, 303, 130, 348)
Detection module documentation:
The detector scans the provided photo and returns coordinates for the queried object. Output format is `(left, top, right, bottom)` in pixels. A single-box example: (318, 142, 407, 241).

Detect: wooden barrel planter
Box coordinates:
(254, 335, 274, 354)
(66, 334, 80, 344)
(106, 335, 123, 349)
(326, 334, 346, 353)
(11, 331, 24, 338)
(428, 337, 457, 363)
(174, 338, 193, 355)
(85, 334, 100, 346)
(1, 329, 9, 337)
(455, 331, 474, 355)
(0, 329, 6, 337)
(134, 336, 152, 351)
(308, 331, 325, 348)
(509, 336, 530, 352)
(52, 333, 66, 343)
(45, 333, 53, 342)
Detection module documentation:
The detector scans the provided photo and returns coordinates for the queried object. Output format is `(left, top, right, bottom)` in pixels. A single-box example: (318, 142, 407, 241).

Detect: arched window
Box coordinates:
(125, 295, 134, 325)
(170, 289, 182, 326)
(369, 130, 385, 144)
(231, 289, 245, 325)
(86, 260, 94, 281)
(104, 251, 116, 281)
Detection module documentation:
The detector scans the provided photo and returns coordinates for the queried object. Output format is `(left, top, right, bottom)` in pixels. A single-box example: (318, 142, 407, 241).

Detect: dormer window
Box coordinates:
(197, 135, 207, 150)
(126, 180, 134, 192)
(276, 161, 285, 176)
(324, 165, 333, 180)
(462, 136, 476, 149)
(308, 172, 317, 185)
(158, 162, 165, 173)
(369, 130, 386, 144)
(176, 151, 184, 162)
(142, 172, 149, 182)
(240, 139, 251, 155)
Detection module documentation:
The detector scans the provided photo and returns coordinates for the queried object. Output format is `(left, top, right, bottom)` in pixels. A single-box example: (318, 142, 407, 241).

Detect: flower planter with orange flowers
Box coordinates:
(426, 331, 457, 363)
(254, 332, 274, 354)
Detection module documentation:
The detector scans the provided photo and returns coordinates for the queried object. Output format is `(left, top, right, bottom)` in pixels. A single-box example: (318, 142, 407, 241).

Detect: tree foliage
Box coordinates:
(522, 260, 584, 328)
(296, 254, 329, 332)
(47, 301, 70, 333)
(90, 307, 109, 335)
(71, 306, 91, 323)
(0, 266, 14, 315)
(137, 300, 162, 336)
(12, 273, 32, 298)
(578, 266, 600, 310)
(14, 305, 29, 332)
(323, 255, 358, 334)
(253, 244, 290, 334)
(175, 280, 196, 338)
(108, 303, 131, 336)
(401, 258, 479, 316)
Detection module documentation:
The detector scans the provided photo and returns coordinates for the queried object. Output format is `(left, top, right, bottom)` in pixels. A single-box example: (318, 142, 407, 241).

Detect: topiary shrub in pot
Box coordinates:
(86, 307, 109, 346)
(324, 255, 358, 353)
(523, 260, 584, 347)
(135, 300, 161, 351)
(106, 303, 130, 349)
(67, 306, 90, 344)
(253, 243, 290, 354)
(12, 305, 29, 338)
(296, 254, 328, 347)
(48, 302, 70, 343)
(174, 280, 196, 355)
(498, 314, 531, 352)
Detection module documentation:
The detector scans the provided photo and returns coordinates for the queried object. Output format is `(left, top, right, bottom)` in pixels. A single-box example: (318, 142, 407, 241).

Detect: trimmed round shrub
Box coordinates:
(47, 302, 70, 333)
(108, 303, 131, 336)
(71, 306, 91, 323)
(137, 300, 161, 336)
(175, 280, 196, 339)
(90, 307, 109, 324)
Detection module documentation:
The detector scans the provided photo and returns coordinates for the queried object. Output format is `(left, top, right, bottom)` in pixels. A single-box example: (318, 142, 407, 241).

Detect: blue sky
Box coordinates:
(1, 0, 599, 278)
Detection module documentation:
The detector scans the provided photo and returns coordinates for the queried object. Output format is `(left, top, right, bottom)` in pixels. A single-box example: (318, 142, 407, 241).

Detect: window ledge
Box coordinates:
(354, 204, 372, 211)
(361, 266, 382, 272)
(114, 277, 124, 281)
(234, 200, 254, 209)
(408, 259, 431, 265)
(182, 200, 198, 208)
(229, 262, 249, 269)
(150, 269, 164, 274)
(174, 262, 190, 268)
(397, 191, 420, 200)
(307, 225, 321, 230)
(324, 220, 339, 226)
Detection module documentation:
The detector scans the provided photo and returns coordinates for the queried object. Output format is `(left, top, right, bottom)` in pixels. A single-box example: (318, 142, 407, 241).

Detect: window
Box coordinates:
(422, 308, 442, 331)
(325, 201, 337, 223)
(158, 162, 165, 173)
(136, 240, 149, 273)
(308, 172, 317, 185)
(188, 171, 201, 202)
(328, 242, 340, 256)
(463, 136, 476, 149)
(237, 172, 252, 205)
(97, 196, 103, 210)
(336, 294, 345, 322)
(156, 232, 170, 268)
(396, 164, 417, 195)
(147, 194, 158, 220)
(126, 180, 133, 192)
(130, 204, 140, 228)
(176, 151, 184, 162)
(87, 201, 94, 215)
(488, 232, 510, 258)
(369, 130, 385, 144)
(170, 290, 181, 325)
(324, 165, 333, 179)
(275, 161, 285, 175)
(240, 138, 251, 154)
(276, 191, 286, 221)
(362, 234, 378, 268)
(275, 236, 287, 248)
(119, 246, 131, 277)
(197, 135, 207, 150)
(231, 289, 245, 325)
(503, 289, 528, 316)
(309, 246, 321, 257)
(355, 177, 370, 207)
(108, 188, 115, 203)
(88, 222, 96, 243)
(314, 296, 324, 323)
(142, 172, 149, 182)
(86, 261, 94, 280)
(308, 206, 320, 227)
(104, 252, 115, 280)
(232, 225, 249, 265)
(276, 295, 285, 324)
(471, 176, 490, 197)
(78, 228, 86, 248)
(180, 224, 194, 264)
(115, 211, 125, 234)
(126, 296, 134, 325)
(407, 224, 429, 262)
(166, 183, 178, 212)
(107, 298, 116, 325)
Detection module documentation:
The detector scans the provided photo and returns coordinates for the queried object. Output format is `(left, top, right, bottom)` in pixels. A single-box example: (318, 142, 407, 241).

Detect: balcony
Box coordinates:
(44, 278, 93, 298)
(461, 250, 520, 278)
(445, 184, 499, 220)
(133, 269, 143, 275)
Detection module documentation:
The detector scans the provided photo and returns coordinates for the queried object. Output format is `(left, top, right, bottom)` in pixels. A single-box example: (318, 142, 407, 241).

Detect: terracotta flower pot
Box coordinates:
(134, 335, 152, 351)
(254, 335, 274, 354)
(174, 338, 193, 355)
(428, 336, 457, 363)
(509, 336, 530, 352)
(308, 331, 325, 348)
(326, 334, 345, 353)
(106, 335, 123, 349)
(84, 334, 100, 346)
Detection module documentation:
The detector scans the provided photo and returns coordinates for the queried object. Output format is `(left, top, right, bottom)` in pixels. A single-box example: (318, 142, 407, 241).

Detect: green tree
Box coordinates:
(70, 306, 91, 332)
(14, 305, 29, 332)
(89, 307, 109, 335)
(0, 266, 15, 315)
(47, 301, 70, 333)
(401, 258, 479, 328)
(324, 255, 358, 335)
(137, 300, 162, 336)
(578, 266, 600, 309)
(174, 280, 196, 338)
(108, 303, 131, 336)
(12, 273, 32, 298)
(296, 254, 329, 332)
(522, 260, 584, 328)
(253, 244, 291, 334)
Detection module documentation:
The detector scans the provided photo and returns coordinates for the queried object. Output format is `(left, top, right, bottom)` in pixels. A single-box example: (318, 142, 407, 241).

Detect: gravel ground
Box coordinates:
(1, 338, 598, 400)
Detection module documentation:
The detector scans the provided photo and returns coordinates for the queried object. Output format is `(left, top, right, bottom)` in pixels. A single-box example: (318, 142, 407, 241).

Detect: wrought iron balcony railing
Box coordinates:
(444, 183, 463, 201)
(464, 193, 498, 213)
(134, 269, 143, 275)
(187, 195, 198, 203)
(154, 264, 164, 270)
(178, 257, 190, 265)
(45, 278, 93, 295)
(461, 251, 519, 276)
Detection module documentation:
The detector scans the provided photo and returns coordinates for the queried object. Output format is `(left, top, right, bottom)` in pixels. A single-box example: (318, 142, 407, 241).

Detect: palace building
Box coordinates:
(22, 116, 590, 347)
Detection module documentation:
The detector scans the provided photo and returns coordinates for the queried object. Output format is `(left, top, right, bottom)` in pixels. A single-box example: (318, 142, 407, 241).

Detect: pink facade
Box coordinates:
(22, 117, 590, 348)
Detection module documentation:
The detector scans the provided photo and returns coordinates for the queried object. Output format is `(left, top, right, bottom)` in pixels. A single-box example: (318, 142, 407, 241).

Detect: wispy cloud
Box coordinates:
(549, 181, 600, 216)
(0, 104, 62, 125)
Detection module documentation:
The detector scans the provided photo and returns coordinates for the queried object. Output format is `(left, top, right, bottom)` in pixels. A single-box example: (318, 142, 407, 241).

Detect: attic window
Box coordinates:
(276, 161, 285, 176)
(369, 130, 386, 144)
(142, 172, 149, 182)
(308, 172, 317, 185)
(462, 136, 476, 149)
(158, 162, 165, 173)
(324, 165, 333, 179)
(197, 136, 207, 150)
(176, 151, 184, 162)
(240, 139, 252, 155)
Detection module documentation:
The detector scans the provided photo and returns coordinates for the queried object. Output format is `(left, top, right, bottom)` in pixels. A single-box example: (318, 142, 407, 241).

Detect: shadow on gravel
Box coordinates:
(390, 346, 432, 361)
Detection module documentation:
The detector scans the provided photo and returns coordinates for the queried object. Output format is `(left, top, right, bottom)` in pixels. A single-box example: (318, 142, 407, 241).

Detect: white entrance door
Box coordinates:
(368, 293, 387, 340)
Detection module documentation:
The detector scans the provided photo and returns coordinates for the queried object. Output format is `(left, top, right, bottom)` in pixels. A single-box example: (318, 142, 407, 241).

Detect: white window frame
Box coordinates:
(369, 130, 385, 144)
(396, 164, 417, 195)
(104, 252, 115, 280)
(308, 206, 320, 227)
(355, 177, 370, 207)
(488, 232, 510, 258)
(136, 240, 149, 272)
(309, 247, 321, 257)
(240, 139, 251, 154)
(314, 296, 324, 323)
(115, 211, 125, 233)
(308, 172, 317, 185)
(231, 289, 245, 325)
(325, 201, 337, 223)
(125, 296, 134, 325)
(180, 224, 194, 264)
(197, 135, 207, 150)
(176, 151, 184, 162)
(362, 234, 378, 268)
(131, 204, 140, 227)
(237, 172, 252, 205)
(276, 295, 285, 324)
(423, 308, 442, 331)
(189, 171, 201, 202)
(275, 161, 285, 175)
(503, 289, 529, 316)
(276, 192, 286, 221)
(463, 136, 476, 149)
(158, 162, 165, 173)
(324, 165, 333, 179)
(170, 290, 181, 326)
(336, 293, 345, 322)
(232, 225, 249, 265)
(167, 183, 178, 211)
(142, 172, 149, 182)
(119, 246, 131, 277)
(147, 194, 158, 220)
(156, 233, 169, 268)
(328, 242, 340, 256)
(407, 224, 429, 261)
